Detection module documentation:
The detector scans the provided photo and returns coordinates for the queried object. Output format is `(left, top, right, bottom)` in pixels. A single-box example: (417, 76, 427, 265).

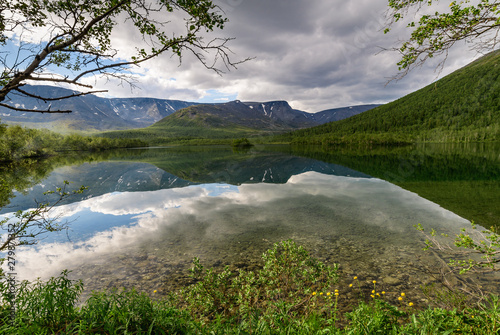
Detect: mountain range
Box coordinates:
(0, 85, 379, 132)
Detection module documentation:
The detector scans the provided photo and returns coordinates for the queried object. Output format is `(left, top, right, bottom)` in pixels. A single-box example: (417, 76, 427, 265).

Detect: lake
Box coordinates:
(1, 143, 499, 307)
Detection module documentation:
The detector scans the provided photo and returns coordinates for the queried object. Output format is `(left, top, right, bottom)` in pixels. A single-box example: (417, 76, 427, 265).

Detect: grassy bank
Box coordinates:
(0, 123, 147, 162)
(1, 240, 499, 334)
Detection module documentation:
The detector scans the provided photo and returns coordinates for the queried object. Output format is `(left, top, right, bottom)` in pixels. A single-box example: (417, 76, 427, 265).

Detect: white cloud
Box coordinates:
(8, 0, 485, 112)
(96, 0, 479, 112)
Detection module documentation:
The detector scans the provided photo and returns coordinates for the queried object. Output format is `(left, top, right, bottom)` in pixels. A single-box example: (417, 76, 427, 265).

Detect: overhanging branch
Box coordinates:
(0, 102, 71, 113)
(14, 87, 108, 102)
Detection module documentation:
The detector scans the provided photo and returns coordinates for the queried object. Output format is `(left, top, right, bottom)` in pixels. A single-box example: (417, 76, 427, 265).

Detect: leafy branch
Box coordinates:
(0, 181, 87, 253)
(415, 222, 500, 274)
(385, 0, 500, 79)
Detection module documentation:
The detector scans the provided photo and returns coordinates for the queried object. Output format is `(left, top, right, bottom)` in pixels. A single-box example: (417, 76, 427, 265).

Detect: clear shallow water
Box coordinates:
(1, 146, 499, 307)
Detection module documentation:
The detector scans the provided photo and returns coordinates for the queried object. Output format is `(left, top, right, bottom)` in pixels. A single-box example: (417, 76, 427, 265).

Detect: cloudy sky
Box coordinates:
(12, 0, 483, 113)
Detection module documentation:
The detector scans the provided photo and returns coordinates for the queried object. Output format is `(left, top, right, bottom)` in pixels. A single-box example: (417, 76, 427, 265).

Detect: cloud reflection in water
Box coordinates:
(11, 172, 469, 281)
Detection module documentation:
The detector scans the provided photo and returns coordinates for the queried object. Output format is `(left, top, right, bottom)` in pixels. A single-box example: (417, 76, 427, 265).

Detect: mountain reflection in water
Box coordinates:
(1, 146, 499, 306)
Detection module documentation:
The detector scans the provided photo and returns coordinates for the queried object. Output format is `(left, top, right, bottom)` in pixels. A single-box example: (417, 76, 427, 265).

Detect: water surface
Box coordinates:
(1, 144, 498, 306)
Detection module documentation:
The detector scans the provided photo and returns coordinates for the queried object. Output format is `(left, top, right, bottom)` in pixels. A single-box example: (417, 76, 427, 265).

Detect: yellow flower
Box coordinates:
(371, 295, 375, 298)
(153, 290, 157, 293)
(398, 297, 403, 301)
(409, 302, 414, 306)
(312, 292, 317, 296)
(373, 280, 376, 284)
(335, 289, 339, 293)
(335, 292, 339, 296)
(327, 292, 331, 296)
(349, 284, 353, 287)
(353, 276, 358, 280)
(401, 293, 405, 297)
(372, 290, 375, 294)
(382, 291, 386, 295)
(376, 293, 380, 297)
(320, 292, 323, 295)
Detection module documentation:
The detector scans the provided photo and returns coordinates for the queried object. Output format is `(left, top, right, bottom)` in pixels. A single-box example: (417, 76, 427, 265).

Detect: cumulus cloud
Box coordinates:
(19, 1, 484, 112)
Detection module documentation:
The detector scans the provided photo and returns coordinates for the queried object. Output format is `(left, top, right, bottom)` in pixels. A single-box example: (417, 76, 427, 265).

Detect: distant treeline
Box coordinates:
(0, 122, 147, 161)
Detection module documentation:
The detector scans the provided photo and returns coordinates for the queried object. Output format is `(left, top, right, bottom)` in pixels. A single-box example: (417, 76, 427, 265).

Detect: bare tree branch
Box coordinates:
(13, 86, 107, 102)
(0, 102, 71, 113)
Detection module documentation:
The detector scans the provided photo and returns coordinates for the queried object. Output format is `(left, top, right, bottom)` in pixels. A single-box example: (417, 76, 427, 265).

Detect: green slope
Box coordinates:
(98, 104, 288, 145)
(284, 51, 500, 145)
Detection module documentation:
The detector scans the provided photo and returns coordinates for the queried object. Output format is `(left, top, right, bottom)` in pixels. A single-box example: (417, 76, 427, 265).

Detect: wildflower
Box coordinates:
(335, 292, 339, 296)
(353, 276, 357, 280)
(398, 297, 403, 301)
(335, 289, 339, 293)
(382, 291, 386, 295)
(372, 290, 375, 294)
(320, 292, 323, 295)
(408, 302, 414, 306)
(153, 290, 157, 293)
(371, 295, 375, 298)
(312, 292, 317, 296)
(401, 293, 405, 297)
(327, 292, 331, 296)
(349, 284, 353, 287)
(373, 280, 376, 284)
(376, 293, 380, 297)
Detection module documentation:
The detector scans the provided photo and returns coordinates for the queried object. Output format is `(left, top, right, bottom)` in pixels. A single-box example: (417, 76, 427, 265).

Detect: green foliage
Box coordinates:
(0, 122, 147, 161)
(178, 240, 339, 324)
(10, 270, 83, 331)
(386, 0, 500, 75)
(416, 222, 500, 274)
(1, 241, 500, 334)
(79, 288, 192, 334)
(345, 299, 404, 334)
(420, 282, 471, 312)
(231, 137, 253, 148)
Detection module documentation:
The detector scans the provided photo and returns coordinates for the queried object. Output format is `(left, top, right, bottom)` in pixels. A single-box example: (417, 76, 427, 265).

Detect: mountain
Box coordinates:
(154, 100, 317, 130)
(242, 101, 318, 128)
(310, 104, 381, 124)
(286, 50, 500, 144)
(145, 101, 380, 136)
(0, 85, 379, 133)
(0, 85, 198, 132)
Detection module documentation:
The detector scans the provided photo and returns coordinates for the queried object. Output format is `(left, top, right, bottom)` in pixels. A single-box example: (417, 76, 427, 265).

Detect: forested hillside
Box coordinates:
(283, 51, 500, 145)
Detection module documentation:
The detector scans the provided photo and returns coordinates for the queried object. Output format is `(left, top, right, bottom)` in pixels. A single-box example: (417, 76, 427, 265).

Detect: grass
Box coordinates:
(1, 240, 499, 334)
